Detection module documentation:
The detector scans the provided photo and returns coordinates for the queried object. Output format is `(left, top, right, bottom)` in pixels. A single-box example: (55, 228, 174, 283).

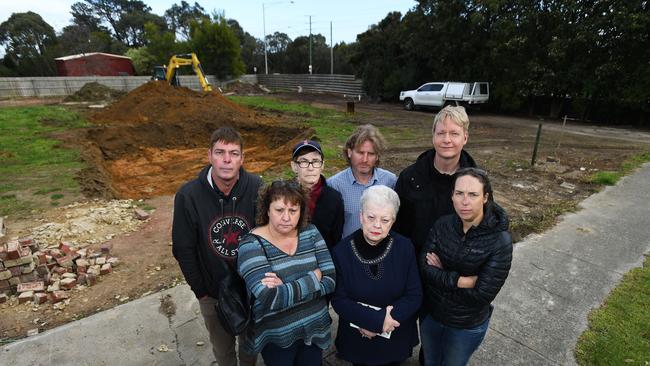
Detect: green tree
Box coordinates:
(0, 12, 61, 76)
(165, 1, 208, 41)
(227, 19, 264, 73)
(72, 0, 165, 47)
(189, 16, 245, 79)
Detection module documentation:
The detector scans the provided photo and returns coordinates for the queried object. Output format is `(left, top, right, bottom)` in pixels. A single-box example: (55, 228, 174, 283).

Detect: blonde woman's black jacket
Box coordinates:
(419, 202, 512, 329)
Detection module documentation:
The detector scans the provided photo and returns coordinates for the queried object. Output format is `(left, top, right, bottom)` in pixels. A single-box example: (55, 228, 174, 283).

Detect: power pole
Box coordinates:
(330, 21, 333, 74)
(309, 16, 312, 74)
(263, 3, 268, 74)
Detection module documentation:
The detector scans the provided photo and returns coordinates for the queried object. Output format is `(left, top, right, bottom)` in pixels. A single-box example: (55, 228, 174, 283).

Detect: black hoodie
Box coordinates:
(419, 202, 512, 328)
(172, 165, 262, 299)
(393, 149, 477, 255)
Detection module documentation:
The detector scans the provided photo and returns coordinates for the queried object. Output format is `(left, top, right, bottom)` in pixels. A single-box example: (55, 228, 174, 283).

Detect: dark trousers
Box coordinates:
(261, 340, 322, 366)
(419, 314, 489, 366)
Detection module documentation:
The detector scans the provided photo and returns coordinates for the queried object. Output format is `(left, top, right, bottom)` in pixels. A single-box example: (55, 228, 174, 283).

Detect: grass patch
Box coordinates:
(589, 151, 650, 186)
(135, 200, 156, 212)
(0, 106, 87, 217)
(509, 200, 578, 242)
(590, 171, 620, 185)
(34, 187, 61, 195)
(50, 193, 64, 200)
(575, 255, 650, 365)
(229, 96, 355, 174)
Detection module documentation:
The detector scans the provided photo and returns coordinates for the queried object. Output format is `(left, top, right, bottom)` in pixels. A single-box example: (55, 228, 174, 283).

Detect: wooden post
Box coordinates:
(531, 123, 542, 166)
(346, 101, 355, 114)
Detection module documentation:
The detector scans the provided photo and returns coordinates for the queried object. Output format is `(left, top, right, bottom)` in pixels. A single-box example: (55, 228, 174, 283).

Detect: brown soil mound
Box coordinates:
(64, 82, 125, 102)
(82, 81, 308, 198)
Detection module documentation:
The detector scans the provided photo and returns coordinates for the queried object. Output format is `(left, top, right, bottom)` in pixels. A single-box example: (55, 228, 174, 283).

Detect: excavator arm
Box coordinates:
(161, 53, 212, 91)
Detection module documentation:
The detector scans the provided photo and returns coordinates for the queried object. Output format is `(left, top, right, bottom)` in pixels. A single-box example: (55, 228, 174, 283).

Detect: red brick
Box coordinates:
(55, 255, 73, 268)
(6, 241, 20, 260)
(21, 261, 36, 274)
(19, 246, 31, 258)
(85, 273, 97, 286)
(134, 208, 150, 220)
(100, 263, 112, 275)
(49, 290, 68, 303)
(18, 237, 33, 246)
(36, 264, 49, 276)
(36, 252, 47, 265)
(0, 245, 7, 261)
(20, 272, 38, 282)
(49, 249, 63, 258)
(77, 273, 87, 285)
(18, 291, 33, 304)
(33, 292, 48, 304)
(59, 242, 73, 255)
(17, 281, 45, 293)
(100, 243, 113, 255)
(9, 266, 21, 276)
(54, 267, 70, 275)
(46, 262, 57, 271)
(60, 278, 77, 290)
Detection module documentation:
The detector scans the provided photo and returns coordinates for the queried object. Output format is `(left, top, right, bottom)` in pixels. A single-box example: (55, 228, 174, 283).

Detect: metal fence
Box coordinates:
(0, 74, 364, 98)
(257, 74, 364, 97)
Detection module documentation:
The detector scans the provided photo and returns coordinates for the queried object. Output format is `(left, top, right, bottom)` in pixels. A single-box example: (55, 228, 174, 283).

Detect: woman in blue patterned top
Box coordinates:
(237, 180, 336, 366)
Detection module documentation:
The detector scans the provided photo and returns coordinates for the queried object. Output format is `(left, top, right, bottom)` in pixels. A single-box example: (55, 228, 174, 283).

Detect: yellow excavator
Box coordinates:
(152, 53, 212, 91)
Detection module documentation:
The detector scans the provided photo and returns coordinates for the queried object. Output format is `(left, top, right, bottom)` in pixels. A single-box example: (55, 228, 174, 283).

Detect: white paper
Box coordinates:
(349, 302, 392, 339)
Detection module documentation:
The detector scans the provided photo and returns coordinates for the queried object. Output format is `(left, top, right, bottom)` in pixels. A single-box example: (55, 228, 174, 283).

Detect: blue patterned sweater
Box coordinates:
(237, 224, 336, 354)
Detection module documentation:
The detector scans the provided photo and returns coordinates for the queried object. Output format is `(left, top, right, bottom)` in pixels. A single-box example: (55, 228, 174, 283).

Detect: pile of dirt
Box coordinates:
(222, 81, 269, 95)
(64, 82, 125, 102)
(83, 81, 308, 198)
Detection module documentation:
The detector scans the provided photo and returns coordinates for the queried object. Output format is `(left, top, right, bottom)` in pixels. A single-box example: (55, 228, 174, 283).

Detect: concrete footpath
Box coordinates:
(1, 164, 649, 365)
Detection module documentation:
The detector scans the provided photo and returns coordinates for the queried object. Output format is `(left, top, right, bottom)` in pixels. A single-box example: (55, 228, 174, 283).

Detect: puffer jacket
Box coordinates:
(419, 202, 512, 328)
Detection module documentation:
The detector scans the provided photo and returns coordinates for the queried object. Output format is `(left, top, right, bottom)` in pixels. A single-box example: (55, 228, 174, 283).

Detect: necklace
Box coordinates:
(350, 236, 393, 281)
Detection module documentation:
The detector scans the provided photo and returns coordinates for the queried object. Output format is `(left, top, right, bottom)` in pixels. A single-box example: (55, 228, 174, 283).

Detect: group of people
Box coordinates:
(172, 105, 513, 366)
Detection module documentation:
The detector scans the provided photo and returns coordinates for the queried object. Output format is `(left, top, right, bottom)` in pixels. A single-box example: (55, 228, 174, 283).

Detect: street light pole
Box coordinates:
(263, 3, 268, 74)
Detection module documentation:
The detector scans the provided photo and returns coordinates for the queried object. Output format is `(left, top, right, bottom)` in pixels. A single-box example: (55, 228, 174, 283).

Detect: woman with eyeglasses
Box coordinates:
(331, 185, 422, 366)
(419, 168, 513, 366)
(237, 180, 336, 366)
(290, 140, 344, 250)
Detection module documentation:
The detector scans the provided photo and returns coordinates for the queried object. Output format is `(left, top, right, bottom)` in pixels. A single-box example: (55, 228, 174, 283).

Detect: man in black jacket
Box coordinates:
(172, 126, 261, 366)
(290, 139, 344, 250)
(393, 106, 477, 256)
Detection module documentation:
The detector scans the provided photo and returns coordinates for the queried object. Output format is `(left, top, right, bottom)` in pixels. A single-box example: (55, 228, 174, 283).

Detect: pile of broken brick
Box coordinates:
(0, 237, 118, 307)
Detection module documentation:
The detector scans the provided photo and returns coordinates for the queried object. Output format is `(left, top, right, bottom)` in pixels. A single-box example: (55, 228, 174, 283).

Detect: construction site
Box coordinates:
(1, 79, 650, 353)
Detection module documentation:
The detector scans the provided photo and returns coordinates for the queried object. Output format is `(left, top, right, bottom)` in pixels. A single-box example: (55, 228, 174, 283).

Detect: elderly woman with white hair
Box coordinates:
(331, 185, 422, 366)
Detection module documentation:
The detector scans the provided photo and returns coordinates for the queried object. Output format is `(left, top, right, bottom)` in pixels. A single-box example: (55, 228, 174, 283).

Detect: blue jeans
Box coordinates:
(261, 341, 322, 366)
(419, 314, 490, 366)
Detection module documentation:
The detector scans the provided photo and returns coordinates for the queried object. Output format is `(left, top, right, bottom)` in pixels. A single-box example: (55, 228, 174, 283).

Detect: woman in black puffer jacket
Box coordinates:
(419, 168, 512, 366)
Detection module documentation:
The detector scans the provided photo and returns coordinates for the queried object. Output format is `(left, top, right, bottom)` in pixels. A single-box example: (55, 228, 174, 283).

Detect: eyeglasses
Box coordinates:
(295, 159, 323, 168)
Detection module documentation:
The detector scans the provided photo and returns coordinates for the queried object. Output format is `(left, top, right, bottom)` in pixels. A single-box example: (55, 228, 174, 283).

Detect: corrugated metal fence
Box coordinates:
(257, 74, 364, 97)
(0, 74, 364, 98)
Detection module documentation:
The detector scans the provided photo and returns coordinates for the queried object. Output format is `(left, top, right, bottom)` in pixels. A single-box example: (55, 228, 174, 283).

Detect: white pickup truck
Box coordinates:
(399, 81, 489, 110)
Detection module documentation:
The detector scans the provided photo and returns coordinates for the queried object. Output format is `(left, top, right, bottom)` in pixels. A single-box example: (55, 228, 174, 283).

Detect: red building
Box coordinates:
(55, 52, 135, 76)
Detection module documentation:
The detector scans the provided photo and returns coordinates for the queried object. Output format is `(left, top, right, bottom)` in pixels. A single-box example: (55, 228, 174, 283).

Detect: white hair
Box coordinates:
(360, 185, 400, 219)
